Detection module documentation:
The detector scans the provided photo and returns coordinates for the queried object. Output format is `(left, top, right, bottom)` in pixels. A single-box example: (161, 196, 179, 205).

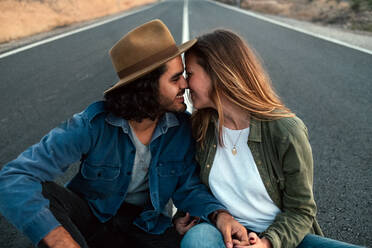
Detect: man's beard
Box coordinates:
(158, 91, 186, 113)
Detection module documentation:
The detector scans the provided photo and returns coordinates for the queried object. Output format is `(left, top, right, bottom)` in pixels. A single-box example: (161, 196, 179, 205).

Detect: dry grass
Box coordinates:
(0, 0, 156, 44)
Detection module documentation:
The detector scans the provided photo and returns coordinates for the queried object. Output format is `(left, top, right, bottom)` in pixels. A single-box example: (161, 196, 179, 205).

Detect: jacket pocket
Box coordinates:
(157, 161, 186, 177)
(81, 161, 120, 181)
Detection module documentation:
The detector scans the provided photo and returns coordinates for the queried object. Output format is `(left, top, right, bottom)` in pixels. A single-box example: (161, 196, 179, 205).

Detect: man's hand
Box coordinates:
(215, 212, 248, 248)
(42, 226, 80, 248)
(233, 234, 272, 248)
(174, 212, 200, 235)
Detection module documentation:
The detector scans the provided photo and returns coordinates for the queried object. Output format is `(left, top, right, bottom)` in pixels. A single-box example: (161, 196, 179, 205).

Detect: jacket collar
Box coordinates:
(248, 118, 262, 142)
(105, 112, 179, 135)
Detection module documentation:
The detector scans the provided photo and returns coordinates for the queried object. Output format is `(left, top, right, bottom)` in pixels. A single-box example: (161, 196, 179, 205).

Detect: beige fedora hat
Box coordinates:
(104, 19, 196, 94)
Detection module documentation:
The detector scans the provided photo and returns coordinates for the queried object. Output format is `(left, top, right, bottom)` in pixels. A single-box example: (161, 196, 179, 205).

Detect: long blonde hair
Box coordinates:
(186, 30, 294, 145)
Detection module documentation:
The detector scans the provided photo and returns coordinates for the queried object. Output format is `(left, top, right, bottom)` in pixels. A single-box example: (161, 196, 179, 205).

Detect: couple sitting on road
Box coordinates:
(0, 19, 362, 248)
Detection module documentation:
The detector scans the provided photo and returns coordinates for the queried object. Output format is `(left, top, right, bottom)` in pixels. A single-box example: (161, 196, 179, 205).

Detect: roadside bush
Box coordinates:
(351, 0, 372, 11)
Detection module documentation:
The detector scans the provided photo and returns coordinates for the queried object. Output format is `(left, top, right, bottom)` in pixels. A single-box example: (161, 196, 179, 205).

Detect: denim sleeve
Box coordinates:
(172, 137, 226, 221)
(0, 112, 93, 244)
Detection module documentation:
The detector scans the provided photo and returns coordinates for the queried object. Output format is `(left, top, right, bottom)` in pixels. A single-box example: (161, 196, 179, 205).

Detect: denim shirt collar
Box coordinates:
(105, 112, 179, 141)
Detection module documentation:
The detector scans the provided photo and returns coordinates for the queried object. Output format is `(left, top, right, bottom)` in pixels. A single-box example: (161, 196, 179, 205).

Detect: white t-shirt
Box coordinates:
(209, 125, 281, 232)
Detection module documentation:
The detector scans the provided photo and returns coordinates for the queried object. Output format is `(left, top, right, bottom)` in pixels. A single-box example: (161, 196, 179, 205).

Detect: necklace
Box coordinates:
(231, 130, 243, 155)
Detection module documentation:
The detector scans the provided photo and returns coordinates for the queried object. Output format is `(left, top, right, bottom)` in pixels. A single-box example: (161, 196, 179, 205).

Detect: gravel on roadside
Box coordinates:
(261, 12, 372, 53)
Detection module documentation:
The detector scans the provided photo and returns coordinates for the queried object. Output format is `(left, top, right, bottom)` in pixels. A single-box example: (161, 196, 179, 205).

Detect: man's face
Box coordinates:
(158, 56, 188, 113)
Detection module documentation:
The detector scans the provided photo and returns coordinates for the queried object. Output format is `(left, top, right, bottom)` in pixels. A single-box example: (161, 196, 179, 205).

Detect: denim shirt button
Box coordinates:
(127, 171, 132, 175)
(97, 172, 102, 177)
(171, 170, 175, 174)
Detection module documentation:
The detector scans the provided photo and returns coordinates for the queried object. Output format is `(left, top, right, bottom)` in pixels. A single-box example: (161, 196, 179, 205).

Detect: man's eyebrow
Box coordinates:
(171, 71, 184, 80)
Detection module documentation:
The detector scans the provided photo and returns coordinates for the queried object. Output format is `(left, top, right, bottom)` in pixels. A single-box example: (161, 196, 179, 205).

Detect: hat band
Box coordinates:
(117, 45, 179, 79)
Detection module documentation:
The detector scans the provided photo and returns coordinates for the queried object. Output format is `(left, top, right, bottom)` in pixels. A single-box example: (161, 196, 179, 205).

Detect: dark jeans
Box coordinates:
(39, 182, 181, 248)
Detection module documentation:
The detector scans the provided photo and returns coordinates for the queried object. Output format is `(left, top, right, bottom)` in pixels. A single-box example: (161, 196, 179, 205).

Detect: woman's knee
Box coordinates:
(298, 234, 365, 248)
(180, 223, 225, 248)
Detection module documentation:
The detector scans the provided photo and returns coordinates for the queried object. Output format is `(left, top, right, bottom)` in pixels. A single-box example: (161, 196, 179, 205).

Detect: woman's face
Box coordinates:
(185, 53, 215, 110)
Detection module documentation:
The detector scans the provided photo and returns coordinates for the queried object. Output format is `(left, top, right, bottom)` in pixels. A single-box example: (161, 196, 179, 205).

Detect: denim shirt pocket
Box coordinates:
(72, 161, 122, 200)
(81, 161, 120, 181)
(157, 161, 186, 177)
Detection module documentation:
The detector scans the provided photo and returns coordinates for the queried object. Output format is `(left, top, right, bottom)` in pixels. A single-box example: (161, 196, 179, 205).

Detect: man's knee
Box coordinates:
(41, 181, 64, 199)
(180, 223, 225, 248)
(41, 181, 85, 216)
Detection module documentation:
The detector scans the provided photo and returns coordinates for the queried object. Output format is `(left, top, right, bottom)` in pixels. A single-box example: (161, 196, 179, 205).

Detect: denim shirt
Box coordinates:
(0, 101, 224, 244)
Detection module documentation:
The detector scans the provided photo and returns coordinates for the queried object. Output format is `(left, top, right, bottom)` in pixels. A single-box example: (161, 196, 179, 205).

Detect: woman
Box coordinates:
(175, 30, 362, 248)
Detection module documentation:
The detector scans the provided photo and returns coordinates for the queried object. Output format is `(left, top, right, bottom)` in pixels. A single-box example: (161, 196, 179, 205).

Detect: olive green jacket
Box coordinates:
(196, 116, 323, 248)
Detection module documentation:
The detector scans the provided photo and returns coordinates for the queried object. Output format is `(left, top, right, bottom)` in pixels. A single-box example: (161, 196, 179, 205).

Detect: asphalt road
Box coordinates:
(0, 0, 371, 247)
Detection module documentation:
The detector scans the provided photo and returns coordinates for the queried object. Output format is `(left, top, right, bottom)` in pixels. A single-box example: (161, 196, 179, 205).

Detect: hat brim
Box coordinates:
(104, 39, 197, 94)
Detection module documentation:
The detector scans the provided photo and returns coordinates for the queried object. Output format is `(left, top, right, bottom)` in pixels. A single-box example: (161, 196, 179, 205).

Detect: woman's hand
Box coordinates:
(174, 212, 200, 235)
(233, 233, 272, 248)
(233, 232, 258, 246)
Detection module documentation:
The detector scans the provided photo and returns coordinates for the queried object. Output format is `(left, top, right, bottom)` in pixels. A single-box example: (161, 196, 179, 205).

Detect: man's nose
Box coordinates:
(179, 75, 188, 89)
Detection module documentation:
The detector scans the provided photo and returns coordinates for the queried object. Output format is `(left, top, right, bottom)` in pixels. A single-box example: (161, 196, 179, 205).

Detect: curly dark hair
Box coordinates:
(104, 65, 166, 122)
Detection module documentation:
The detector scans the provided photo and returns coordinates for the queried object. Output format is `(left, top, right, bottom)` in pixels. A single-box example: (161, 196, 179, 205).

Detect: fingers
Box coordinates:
(175, 214, 200, 235)
(177, 212, 191, 225)
(232, 225, 248, 242)
(232, 239, 250, 246)
(175, 212, 191, 235)
(233, 239, 240, 245)
(181, 212, 191, 223)
(221, 225, 233, 248)
(248, 232, 259, 245)
(183, 217, 198, 231)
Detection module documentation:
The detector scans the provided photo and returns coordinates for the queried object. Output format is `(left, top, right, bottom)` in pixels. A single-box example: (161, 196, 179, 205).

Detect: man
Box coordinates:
(0, 20, 247, 248)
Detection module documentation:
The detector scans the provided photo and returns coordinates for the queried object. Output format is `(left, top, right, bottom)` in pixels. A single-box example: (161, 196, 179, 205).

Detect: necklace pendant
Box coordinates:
(232, 147, 237, 155)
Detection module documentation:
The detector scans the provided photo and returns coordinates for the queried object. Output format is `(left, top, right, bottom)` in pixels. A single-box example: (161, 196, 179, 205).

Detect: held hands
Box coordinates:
(174, 211, 272, 248)
(174, 212, 200, 235)
(42, 226, 81, 248)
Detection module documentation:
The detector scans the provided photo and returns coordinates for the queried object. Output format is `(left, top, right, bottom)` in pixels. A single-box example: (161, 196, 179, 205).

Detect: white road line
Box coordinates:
(0, 3, 159, 59)
(207, 0, 372, 56)
(182, 0, 193, 113)
(182, 0, 190, 43)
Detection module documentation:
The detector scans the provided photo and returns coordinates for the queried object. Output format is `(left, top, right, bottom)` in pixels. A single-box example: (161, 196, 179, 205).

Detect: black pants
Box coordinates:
(39, 182, 181, 248)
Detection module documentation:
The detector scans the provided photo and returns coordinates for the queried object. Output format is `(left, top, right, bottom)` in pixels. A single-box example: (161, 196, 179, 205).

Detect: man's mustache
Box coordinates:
(177, 90, 185, 96)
